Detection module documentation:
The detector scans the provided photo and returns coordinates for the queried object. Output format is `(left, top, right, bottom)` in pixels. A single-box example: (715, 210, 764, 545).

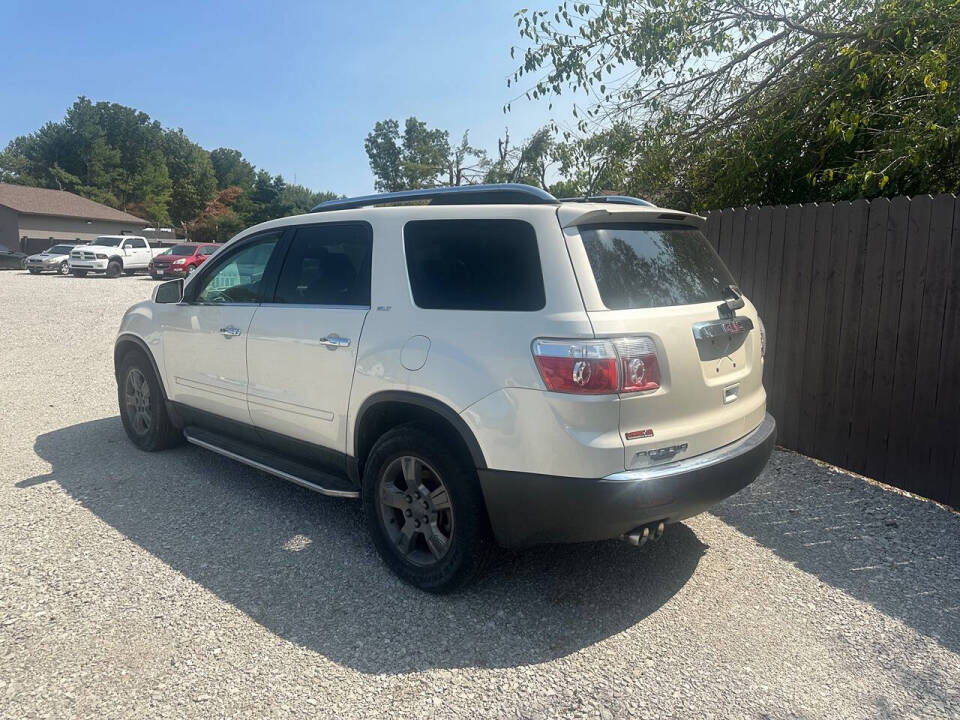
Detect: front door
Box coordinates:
(162, 231, 283, 427)
(246, 222, 372, 460)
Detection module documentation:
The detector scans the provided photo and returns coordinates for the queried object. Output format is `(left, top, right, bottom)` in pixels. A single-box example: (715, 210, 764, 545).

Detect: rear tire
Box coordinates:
(106, 261, 122, 278)
(71, 270, 88, 277)
(117, 351, 182, 451)
(362, 425, 493, 593)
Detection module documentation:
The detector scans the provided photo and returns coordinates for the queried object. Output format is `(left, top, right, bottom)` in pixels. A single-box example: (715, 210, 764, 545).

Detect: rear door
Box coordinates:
(564, 215, 766, 470)
(123, 237, 150, 267)
(245, 222, 372, 466)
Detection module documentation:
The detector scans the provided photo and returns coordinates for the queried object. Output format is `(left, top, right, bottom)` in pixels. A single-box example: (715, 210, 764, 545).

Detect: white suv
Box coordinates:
(114, 184, 775, 592)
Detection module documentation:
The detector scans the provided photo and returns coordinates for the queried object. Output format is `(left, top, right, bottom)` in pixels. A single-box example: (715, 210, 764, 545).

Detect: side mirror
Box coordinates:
(154, 278, 184, 304)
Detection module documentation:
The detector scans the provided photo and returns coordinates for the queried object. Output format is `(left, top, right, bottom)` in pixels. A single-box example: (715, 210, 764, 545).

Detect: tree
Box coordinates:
(364, 117, 454, 190)
(484, 127, 555, 188)
(210, 148, 255, 190)
(447, 132, 488, 186)
(183, 186, 245, 243)
(511, 0, 960, 206)
(364, 119, 405, 191)
(162, 130, 217, 227)
(127, 151, 173, 230)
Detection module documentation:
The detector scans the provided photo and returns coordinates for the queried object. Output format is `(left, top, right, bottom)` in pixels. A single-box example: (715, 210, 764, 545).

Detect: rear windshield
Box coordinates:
(579, 223, 735, 310)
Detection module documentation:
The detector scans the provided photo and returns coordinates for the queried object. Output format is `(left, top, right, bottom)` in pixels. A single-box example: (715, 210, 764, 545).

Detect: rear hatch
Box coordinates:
(560, 206, 766, 471)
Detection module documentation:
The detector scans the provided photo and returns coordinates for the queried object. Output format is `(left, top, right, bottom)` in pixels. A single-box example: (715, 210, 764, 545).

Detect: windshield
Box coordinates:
(94, 237, 124, 247)
(47, 245, 73, 254)
(168, 244, 197, 255)
(579, 223, 736, 310)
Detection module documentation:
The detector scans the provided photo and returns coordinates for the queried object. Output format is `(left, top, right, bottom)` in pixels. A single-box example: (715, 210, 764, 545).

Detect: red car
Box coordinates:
(149, 243, 219, 280)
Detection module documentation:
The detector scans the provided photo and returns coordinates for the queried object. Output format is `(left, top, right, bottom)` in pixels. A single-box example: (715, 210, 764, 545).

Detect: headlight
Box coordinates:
(173, 258, 186, 265)
(96, 253, 107, 260)
(758, 316, 767, 358)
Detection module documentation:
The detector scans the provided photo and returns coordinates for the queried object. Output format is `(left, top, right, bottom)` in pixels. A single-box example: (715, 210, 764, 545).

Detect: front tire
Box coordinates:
(362, 425, 493, 593)
(59, 261, 70, 275)
(106, 260, 122, 278)
(117, 352, 182, 451)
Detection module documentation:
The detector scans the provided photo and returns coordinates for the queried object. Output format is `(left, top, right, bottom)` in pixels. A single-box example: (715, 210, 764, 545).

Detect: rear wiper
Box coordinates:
(718, 285, 745, 318)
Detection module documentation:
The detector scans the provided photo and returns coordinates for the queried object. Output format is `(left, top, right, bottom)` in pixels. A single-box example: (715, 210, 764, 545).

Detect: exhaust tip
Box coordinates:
(624, 521, 666, 546)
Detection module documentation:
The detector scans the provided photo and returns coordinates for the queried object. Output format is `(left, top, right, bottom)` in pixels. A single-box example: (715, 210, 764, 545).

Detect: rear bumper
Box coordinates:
(478, 413, 776, 548)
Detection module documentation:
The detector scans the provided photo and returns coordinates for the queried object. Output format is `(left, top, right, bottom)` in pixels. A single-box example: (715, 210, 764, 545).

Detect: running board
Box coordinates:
(183, 426, 359, 499)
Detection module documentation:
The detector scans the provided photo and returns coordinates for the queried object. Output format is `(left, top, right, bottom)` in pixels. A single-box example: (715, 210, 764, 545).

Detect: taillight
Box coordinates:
(532, 336, 661, 395)
(611, 337, 660, 392)
(532, 339, 618, 394)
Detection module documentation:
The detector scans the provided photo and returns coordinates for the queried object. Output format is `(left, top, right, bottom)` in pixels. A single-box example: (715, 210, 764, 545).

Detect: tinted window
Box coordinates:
(274, 224, 372, 306)
(195, 234, 280, 304)
(169, 244, 198, 255)
(580, 223, 735, 310)
(198, 245, 217, 256)
(404, 220, 545, 311)
(125, 238, 147, 248)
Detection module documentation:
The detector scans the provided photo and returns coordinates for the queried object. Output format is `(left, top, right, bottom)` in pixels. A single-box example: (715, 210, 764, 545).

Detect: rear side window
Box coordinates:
(274, 223, 372, 306)
(579, 223, 735, 310)
(404, 220, 545, 311)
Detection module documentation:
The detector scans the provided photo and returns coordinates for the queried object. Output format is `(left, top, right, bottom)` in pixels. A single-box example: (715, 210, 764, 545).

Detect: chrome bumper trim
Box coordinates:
(603, 413, 777, 483)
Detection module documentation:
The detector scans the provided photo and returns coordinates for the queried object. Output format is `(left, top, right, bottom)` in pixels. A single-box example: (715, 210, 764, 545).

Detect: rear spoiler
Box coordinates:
(558, 206, 705, 229)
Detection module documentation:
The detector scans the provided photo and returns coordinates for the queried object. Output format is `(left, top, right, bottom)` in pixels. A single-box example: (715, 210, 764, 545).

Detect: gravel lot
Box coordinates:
(1, 270, 959, 719)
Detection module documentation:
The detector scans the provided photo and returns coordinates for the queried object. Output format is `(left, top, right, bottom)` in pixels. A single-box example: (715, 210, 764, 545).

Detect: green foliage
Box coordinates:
(210, 147, 256, 190)
(511, 0, 960, 209)
(0, 97, 339, 238)
(364, 117, 454, 190)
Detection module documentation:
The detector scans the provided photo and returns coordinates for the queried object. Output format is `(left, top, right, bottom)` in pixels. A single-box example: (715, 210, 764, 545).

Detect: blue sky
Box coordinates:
(0, 0, 573, 196)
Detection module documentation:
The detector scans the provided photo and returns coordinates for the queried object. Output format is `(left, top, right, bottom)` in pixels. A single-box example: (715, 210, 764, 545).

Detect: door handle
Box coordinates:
(318, 334, 350, 348)
(219, 326, 242, 337)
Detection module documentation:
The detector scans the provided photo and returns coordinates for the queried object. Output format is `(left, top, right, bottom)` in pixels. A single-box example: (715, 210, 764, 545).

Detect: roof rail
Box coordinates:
(557, 195, 655, 208)
(310, 183, 559, 212)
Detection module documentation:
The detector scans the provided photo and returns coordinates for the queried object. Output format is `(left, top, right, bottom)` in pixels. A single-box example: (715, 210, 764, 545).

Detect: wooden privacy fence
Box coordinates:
(703, 195, 960, 507)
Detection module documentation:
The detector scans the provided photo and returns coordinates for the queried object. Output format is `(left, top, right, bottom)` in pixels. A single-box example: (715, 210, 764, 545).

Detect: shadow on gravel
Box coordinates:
(23, 417, 706, 674)
(712, 450, 960, 655)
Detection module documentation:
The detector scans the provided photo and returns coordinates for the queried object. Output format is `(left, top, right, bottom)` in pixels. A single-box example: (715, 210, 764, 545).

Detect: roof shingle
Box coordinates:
(0, 183, 147, 224)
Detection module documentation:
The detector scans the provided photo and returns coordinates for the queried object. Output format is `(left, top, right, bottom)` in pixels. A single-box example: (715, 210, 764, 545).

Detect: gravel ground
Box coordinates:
(1, 270, 958, 719)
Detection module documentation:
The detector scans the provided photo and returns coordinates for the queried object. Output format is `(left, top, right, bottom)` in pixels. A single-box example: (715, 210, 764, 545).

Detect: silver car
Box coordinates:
(26, 244, 78, 275)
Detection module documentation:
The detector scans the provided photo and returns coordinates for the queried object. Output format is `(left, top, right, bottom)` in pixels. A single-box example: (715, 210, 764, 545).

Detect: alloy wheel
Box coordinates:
(377, 455, 454, 566)
(124, 368, 152, 435)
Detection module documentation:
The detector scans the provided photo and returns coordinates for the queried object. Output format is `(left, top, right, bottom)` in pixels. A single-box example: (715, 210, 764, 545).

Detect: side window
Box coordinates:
(404, 219, 545, 311)
(194, 234, 280, 304)
(126, 238, 147, 249)
(274, 223, 372, 306)
(198, 245, 216, 256)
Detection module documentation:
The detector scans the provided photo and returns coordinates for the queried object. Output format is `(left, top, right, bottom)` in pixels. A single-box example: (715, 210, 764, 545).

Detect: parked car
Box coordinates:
(26, 243, 80, 275)
(148, 242, 219, 280)
(69, 236, 163, 278)
(113, 184, 776, 592)
(0, 243, 28, 270)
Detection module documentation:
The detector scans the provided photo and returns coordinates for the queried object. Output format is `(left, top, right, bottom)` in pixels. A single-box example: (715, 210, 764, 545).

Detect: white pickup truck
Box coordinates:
(68, 236, 165, 278)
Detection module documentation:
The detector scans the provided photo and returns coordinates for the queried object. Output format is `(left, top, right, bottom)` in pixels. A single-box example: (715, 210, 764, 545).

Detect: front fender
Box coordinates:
(115, 301, 166, 394)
